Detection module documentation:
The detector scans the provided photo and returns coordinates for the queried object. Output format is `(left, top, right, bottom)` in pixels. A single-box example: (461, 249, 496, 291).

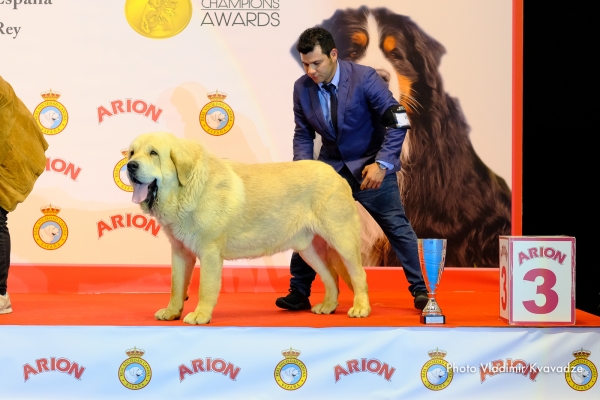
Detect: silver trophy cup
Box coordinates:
(418, 239, 447, 324)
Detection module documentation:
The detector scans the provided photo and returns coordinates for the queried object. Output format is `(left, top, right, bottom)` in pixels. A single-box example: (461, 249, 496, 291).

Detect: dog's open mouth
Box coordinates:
(131, 178, 158, 209)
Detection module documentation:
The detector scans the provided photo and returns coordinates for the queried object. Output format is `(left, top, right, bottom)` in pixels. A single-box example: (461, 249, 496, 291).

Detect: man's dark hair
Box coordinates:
(296, 27, 336, 57)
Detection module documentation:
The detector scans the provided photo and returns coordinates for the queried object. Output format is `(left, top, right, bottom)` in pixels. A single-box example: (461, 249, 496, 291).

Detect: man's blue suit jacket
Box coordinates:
(292, 59, 407, 183)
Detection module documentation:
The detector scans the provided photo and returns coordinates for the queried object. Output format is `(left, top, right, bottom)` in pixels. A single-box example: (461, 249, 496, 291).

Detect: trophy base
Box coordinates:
(420, 314, 446, 324)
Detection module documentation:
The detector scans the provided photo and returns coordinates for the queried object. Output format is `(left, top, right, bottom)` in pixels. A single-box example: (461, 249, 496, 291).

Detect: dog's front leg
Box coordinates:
(183, 246, 223, 325)
(155, 243, 196, 321)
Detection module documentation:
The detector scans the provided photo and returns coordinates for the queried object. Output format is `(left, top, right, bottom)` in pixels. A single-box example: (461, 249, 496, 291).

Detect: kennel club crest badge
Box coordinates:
(565, 348, 597, 391)
(199, 90, 235, 136)
(33, 204, 68, 250)
(124, 0, 193, 39)
(421, 348, 453, 391)
(114, 149, 133, 192)
(274, 347, 307, 390)
(33, 89, 68, 135)
(118, 347, 152, 390)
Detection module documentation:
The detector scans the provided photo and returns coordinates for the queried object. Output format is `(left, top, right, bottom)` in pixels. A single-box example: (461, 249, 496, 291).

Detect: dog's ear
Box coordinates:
(403, 17, 445, 89)
(170, 144, 195, 186)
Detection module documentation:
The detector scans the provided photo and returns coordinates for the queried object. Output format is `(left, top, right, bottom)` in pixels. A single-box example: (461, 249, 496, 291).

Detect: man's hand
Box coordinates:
(360, 163, 386, 190)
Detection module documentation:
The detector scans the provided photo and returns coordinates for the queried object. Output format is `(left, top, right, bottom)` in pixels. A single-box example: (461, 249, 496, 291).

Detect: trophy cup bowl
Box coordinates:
(418, 239, 447, 324)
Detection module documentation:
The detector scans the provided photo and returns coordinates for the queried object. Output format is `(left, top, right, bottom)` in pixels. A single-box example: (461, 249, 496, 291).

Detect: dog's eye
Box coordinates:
(349, 51, 358, 59)
(389, 50, 402, 61)
(129, 151, 134, 157)
(150, 150, 158, 156)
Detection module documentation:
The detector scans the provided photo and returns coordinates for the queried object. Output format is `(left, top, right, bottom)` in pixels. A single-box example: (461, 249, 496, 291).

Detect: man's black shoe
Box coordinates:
(413, 290, 429, 310)
(275, 288, 311, 311)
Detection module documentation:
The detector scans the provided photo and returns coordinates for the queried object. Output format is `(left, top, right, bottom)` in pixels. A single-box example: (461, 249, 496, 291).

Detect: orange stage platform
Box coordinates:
(2, 266, 599, 328)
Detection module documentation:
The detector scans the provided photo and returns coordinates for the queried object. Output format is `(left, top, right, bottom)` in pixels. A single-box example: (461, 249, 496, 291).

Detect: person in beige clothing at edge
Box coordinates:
(0, 76, 49, 314)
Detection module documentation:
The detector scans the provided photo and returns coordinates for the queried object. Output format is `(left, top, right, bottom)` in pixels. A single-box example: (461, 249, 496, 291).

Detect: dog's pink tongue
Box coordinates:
(132, 183, 149, 204)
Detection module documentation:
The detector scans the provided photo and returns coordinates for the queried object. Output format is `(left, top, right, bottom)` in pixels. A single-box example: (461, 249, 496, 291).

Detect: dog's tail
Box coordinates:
(357, 203, 392, 267)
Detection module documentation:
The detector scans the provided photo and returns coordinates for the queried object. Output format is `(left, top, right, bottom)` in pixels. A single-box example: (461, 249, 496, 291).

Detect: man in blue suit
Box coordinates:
(275, 27, 428, 312)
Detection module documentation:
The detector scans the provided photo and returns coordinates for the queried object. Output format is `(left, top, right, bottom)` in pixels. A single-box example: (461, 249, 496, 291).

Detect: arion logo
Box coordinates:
(97, 98, 163, 123)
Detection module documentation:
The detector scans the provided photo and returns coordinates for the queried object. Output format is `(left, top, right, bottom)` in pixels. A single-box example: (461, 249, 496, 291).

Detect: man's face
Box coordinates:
(300, 45, 338, 85)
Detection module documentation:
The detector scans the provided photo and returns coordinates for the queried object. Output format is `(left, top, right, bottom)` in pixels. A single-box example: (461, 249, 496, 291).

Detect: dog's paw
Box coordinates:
(183, 311, 211, 325)
(155, 308, 181, 321)
(311, 301, 338, 315)
(347, 305, 371, 318)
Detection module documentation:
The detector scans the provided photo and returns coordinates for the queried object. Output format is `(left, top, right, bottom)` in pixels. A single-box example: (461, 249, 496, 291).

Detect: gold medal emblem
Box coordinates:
(565, 348, 597, 391)
(421, 349, 453, 391)
(274, 348, 307, 391)
(199, 90, 235, 136)
(33, 90, 68, 135)
(118, 347, 152, 390)
(124, 0, 192, 39)
(33, 205, 68, 250)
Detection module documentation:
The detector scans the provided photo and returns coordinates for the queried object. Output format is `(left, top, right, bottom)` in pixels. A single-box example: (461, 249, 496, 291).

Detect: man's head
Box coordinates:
(296, 27, 338, 85)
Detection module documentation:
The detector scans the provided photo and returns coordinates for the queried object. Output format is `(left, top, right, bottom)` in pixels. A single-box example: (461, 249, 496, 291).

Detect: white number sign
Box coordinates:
(499, 236, 575, 325)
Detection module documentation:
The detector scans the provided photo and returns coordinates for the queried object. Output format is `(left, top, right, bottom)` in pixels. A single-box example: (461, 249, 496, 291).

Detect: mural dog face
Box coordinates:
(319, 7, 444, 118)
(305, 7, 512, 267)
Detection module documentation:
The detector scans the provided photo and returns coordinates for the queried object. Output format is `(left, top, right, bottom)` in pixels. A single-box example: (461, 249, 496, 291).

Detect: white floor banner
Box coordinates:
(0, 326, 598, 399)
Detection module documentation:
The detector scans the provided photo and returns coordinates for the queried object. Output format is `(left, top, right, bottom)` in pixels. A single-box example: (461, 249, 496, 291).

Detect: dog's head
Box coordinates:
(292, 7, 445, 115)
(42, 110, 58, 121)
(212, 111, 225, 122)
(280, 367, 299, 383)
(40, 110, 59, 128)
(45, 225, 59, 236)
(572, 368, 589, 380)
(427, 368, 445, 384)
(207, 111, 226, 129)
(40, 225, 60, 243)
(125, 366, 143, 384)
(127, 132, 196, 213)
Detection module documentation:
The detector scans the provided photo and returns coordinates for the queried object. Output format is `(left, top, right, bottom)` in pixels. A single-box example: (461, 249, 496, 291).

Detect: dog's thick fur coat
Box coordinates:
(127, 132, 370, 324)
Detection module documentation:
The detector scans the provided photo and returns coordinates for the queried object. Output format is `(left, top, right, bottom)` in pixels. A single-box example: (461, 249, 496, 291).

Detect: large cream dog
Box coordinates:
(127, 132, 370, 324)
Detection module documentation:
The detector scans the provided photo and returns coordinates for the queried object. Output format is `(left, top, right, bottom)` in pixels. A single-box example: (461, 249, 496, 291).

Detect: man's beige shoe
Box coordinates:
(0, 293, 12, 314)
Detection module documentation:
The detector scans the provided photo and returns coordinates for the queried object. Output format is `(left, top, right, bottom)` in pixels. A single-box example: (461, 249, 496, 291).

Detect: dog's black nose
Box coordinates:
(127, 161, 139, 172)
(376, 69, 391, 84)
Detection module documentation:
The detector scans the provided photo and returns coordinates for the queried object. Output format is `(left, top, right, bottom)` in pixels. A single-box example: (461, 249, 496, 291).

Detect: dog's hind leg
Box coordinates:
(341, 256, 370, 318)
(317, 180, 370, 317)
(155, 242, 196, 321)
(323, 231, 371, 318)
(313, 236, 340, 292)
(299, 242, 339, 315)
(326, 247, 353, 292)
(184, 246, 223, 325)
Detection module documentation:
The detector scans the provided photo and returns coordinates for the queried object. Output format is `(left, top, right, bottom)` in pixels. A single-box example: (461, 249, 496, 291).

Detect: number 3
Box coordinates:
(522, 268, 559, 314)
(501, 266, 507, 310)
